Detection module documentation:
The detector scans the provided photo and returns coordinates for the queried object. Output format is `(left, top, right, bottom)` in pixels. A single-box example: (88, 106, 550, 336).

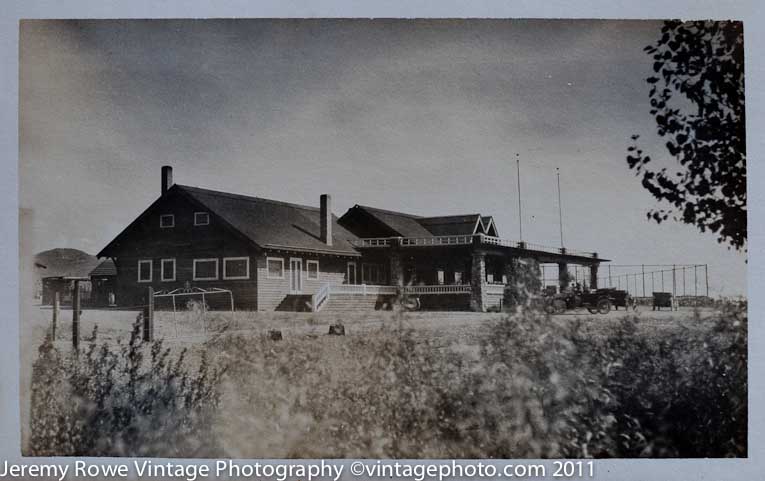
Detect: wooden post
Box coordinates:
(672, 264, 677, 310)
(51, 291, 59, 340)
(641, 264, 645, 298)
(72, 280, 81, 351)
(143, 286, 154, 342)
(682, 266, 686, 297)
(694, 265, 698, 297)
(608, 264, 612, 288)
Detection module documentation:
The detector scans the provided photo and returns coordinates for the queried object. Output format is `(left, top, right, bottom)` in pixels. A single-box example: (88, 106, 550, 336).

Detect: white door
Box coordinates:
(347, 262, 357, 285)
(290, 258, 303, 294)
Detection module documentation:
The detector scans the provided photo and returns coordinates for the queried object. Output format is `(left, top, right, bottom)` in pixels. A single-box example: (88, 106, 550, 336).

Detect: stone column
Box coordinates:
(590, 263, 599, 290)
(470, 251, 488, 312)
(558, 262, 569, 291)
(389, 237, 404, 288)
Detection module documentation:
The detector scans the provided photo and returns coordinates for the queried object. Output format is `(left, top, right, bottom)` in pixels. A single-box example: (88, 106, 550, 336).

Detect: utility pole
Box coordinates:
(516, 153, 523, 242)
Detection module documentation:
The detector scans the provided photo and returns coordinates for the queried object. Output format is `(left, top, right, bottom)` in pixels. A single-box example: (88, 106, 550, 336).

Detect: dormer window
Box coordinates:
(194, 212, 210, 226)
(159, 214, 175, 228)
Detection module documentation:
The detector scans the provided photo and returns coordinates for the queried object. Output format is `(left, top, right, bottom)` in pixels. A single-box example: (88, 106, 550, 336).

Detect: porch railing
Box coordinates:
(403, 284, 472, 294)
(400, 235, 473, 247)
(327, 284, 472, 296)
(349, 234, 598, 258)
(485, 284, 506, 296)
(330, 284, 398, 295)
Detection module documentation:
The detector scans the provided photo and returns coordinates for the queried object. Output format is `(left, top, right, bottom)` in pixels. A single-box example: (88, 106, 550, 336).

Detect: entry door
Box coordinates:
(290, 258, 303, 294)
(347, 262, 357, 285)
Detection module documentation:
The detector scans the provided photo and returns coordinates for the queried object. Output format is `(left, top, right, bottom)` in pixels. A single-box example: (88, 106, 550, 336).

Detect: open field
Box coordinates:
(21, 303, 746, 458)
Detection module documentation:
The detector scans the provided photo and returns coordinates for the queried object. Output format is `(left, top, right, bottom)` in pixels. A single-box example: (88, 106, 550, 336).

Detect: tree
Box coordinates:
(627, 20, 745, 250)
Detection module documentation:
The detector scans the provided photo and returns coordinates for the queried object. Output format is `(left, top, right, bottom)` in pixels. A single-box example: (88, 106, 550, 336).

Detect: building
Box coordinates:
(97, 166, 606, 312)
(89, 258, 117, 307)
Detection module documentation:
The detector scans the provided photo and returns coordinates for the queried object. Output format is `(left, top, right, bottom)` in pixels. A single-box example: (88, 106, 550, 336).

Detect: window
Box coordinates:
(267, 257, 284, 279)
(306, 260, 320, 280)
(362, 263, 384, 284)
(223, 257, 250, 280)
(193, 258, 218, 281)
(194, 212, 210, 226)
(137, 260, 152, 283)
(454, 271, 463, 284)
(437, 270, 445, 285)
(160, 214, 175, 228)
(161, 258, 176, 282)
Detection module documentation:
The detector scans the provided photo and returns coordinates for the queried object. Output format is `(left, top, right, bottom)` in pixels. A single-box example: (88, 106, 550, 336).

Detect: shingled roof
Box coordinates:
(418, 214, 483, 236)
(352, 205, 434, 237)
(90, 258, 117, 277)
(345, 205, 496, 237)
(178, 185, 360, 256)
(99, 185, 361, 257)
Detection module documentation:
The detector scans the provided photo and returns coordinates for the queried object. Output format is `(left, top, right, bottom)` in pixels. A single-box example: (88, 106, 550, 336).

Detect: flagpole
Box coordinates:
(557, 167, 564, 248)
(516, 153, 523, 242)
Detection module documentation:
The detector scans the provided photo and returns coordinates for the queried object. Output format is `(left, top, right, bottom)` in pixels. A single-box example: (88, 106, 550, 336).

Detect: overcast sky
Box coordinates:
(19, 19, 747, 296)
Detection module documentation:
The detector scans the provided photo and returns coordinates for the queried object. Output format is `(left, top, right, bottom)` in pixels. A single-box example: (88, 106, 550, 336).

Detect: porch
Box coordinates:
(316, 233, 606, 312)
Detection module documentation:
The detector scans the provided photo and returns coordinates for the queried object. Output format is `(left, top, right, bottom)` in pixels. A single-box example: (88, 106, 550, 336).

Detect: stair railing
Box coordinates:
(312, 282, 332, 312)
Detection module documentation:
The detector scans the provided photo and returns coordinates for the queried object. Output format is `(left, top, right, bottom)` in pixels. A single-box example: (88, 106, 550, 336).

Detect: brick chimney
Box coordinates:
(320, 194, 332, 246)
(161, 166, 173, 195)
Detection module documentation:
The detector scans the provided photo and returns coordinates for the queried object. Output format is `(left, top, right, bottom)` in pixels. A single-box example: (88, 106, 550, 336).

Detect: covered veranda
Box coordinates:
(345, 233, 607, 312)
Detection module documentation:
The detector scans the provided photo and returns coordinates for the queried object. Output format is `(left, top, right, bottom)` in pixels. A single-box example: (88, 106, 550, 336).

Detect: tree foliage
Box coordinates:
(627, 20, 745, 250)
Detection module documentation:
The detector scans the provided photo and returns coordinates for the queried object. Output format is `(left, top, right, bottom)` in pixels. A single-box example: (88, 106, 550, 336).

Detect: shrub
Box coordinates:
(29, 323, 225, 457)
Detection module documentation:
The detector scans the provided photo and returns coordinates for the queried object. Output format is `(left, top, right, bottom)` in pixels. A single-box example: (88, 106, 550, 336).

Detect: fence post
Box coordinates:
(72, 280, 80, 351)
(143, 286, 154, 342)
(672, 265, 677, 310)
(51, 291, 59, 340)
(641, 265, 645, 298)
(705, 264, 709, 297)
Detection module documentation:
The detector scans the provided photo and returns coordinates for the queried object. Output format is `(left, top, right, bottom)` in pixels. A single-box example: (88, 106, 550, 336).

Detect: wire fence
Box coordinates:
(540, 263, 710, 299)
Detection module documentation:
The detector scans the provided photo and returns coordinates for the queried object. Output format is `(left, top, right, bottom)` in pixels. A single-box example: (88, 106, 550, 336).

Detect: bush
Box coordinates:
(209, 305, 746, 458)
(29, 323, 225, 457)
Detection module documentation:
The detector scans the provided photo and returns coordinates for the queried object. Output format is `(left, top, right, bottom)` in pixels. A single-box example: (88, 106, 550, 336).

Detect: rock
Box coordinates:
(328, 323, 345, 336)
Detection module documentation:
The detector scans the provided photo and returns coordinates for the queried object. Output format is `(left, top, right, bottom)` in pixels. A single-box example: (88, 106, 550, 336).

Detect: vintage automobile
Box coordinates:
(545, 287, 613, 314)
(597, 288, 636, 311)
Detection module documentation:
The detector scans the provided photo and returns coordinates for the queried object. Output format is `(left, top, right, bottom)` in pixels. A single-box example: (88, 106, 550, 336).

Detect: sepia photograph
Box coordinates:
(18, 17, 747, 462)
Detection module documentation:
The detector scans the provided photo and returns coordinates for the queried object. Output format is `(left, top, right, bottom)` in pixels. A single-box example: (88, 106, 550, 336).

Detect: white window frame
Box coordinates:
(194, 211, 210, 226)
(347, 261, 358, 285)
(223, 257, 250, 280)
(306, 260, 320, 280)
(159, 214, 175, 228)
(193, 258, 219, 281)
(160, 258, 176, 282)
(266, 257, 285, 279)
(137, 260, 153, 283)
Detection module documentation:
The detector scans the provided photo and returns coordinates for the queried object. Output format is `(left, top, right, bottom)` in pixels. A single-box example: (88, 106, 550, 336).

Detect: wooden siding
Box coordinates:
(108, 192, 260, 309)
(256, 253, 347, 311)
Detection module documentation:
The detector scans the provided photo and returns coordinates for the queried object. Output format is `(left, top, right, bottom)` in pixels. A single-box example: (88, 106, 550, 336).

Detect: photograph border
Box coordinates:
(2, 1, 762, 480)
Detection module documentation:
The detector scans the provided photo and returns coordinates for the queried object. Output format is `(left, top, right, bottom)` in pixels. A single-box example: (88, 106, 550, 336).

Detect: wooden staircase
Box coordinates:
(319, 293, 394, 314)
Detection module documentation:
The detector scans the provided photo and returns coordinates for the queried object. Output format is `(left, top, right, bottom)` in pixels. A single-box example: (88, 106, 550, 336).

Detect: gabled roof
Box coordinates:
(418, 214, 483, 236)
(90, 258, 117, 277)
(347, 205, 496, 237)
(481, 216, 498, 236)
(352, 205, 434, 237)
(99, 185, 361, 257)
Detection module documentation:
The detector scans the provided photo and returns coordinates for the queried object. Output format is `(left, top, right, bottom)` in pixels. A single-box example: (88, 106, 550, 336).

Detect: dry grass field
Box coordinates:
(21, 302, 747, 459)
